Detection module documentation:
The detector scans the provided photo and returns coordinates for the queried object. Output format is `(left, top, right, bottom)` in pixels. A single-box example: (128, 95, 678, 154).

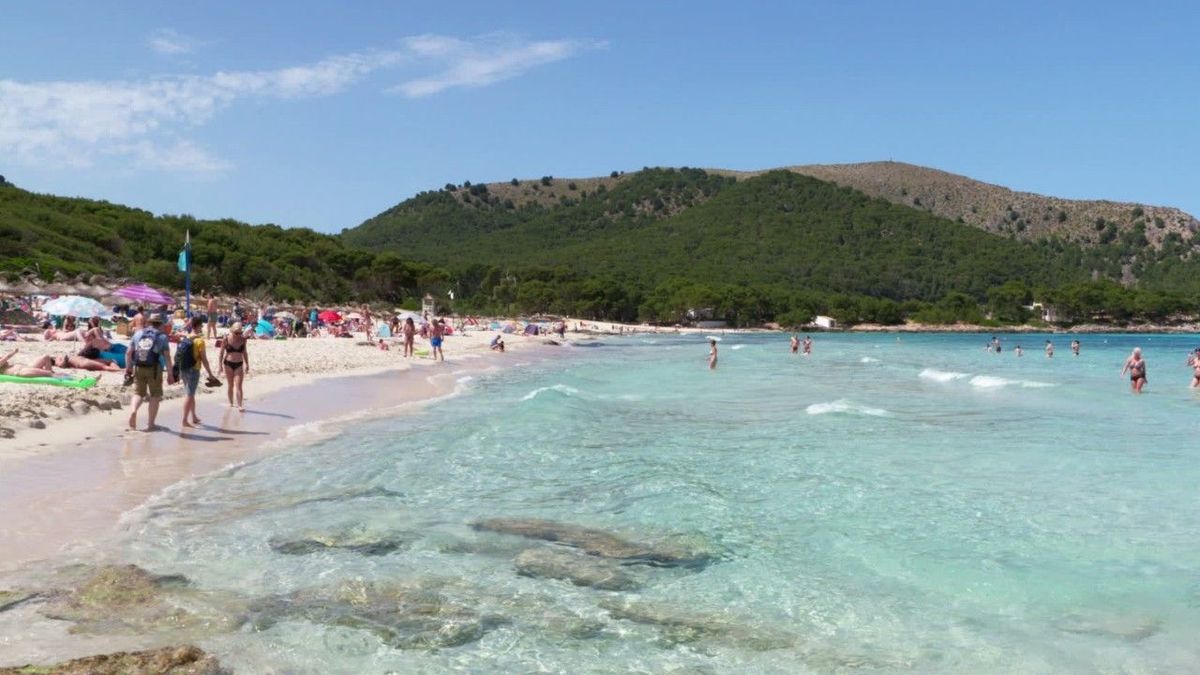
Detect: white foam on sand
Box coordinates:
(919, 368, 971, 383)
(805, 399, 890, 417)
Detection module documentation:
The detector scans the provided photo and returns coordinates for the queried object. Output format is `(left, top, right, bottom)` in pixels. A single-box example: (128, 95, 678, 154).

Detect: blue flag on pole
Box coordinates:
(177, 249, 188, 272)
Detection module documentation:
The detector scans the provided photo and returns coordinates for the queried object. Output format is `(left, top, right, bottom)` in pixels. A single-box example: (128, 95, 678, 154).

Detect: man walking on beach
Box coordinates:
(126, 314, 172, 432)
(205, 292, 218, 338)
(430, 318, 445, 361)
(178, 316, 218, 428)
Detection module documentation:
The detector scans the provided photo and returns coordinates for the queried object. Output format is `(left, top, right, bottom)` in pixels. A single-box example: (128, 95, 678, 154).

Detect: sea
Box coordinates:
(11, 332, 1200, 672)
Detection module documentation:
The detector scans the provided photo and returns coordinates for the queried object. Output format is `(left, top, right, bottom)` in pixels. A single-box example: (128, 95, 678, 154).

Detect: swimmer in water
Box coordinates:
(802, 335, 812, 356)
(708, 338, 718, 370)
(790, 334, 799, 354)
(1071, 339, 1080, 357)
(1045, 340, 1054, 359)
(1121, 347, 1147, 394)
(1188, 349, 1200, 389)
(1015, 345, 1023, 357)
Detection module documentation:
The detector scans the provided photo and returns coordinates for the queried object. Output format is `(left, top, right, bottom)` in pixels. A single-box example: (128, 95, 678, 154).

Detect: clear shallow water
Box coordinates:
(103, 334, 1200, 671)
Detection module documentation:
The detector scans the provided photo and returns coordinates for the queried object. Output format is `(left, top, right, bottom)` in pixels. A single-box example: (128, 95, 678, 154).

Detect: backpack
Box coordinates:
(174, 335, 197, 371)
(132, 328, 162, 367)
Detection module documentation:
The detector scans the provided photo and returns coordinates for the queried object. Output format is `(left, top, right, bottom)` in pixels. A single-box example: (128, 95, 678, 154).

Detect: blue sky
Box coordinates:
(2, 1, 1197, 232)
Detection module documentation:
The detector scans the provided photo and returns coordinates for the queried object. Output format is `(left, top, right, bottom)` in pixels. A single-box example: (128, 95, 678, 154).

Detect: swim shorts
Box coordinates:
(431, 337, 443, 348)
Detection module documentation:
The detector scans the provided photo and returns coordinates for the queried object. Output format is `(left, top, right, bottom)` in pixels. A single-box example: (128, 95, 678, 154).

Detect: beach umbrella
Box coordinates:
(114, 283, 175, 305)
(346, 311, 364, 320)
(274, 311, 298, 321)
(318, 310, 342, 322)
(41, 295, 112, 318)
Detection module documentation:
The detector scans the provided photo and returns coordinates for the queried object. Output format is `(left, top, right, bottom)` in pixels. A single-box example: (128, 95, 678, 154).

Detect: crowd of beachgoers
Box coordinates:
(0, 288, 674, 446)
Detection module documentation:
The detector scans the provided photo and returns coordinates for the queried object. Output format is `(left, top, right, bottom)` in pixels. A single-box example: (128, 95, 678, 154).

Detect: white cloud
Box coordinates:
(148, 28, 203, 56)
(394, 35, 604, 98)
(0, 34, 599, 173)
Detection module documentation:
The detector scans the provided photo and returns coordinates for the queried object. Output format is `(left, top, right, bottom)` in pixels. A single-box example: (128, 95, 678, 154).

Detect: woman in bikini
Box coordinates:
(1121, 347, 1147, 394)
(0, 348, 57, 377)
(1188, 349, 1200, 389)
(218, 322, 249, 410)
(78, 317, 111, 360)
(402, 317, 416, 358)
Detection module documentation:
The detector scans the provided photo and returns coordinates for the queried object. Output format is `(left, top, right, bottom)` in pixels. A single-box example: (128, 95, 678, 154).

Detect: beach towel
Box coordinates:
(0, 374, 99, 389)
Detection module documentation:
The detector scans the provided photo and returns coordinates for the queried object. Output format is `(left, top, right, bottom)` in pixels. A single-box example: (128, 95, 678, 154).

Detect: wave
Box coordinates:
(520, 384, 580, 402)
(969, 375, 1055, 389)
(860, 357, 880, 363)
(805, 399, 890, 417)
(730, 344, 745, 351)
(919, 368, 970, 383)
(705, 335, 723, 342)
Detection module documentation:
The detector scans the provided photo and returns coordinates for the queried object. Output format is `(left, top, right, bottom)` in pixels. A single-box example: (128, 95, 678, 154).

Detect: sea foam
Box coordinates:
(520, 384, 581, 402)
(919, 368, 970, 383)
(860, 356, 880, 363)
(805, 399, 890, 417)
(969, 375, 1055, 389)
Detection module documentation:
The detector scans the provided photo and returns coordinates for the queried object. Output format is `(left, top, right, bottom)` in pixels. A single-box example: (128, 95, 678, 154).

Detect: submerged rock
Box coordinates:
(37, 565, 225, 635)
(269, 531, 408, 557)
(1055, 611, 1162, 642)
(0, 644, 226, 674)
(598, 598, 797, 651)
(515, 547, 641, 591)
(247, 579, 507, 650)
(472, 518, 715, 569)
(0, 590, 40, 613)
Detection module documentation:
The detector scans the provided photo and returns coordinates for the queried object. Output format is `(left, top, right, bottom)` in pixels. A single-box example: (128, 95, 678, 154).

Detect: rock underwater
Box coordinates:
(514, 547, 642, 591)
(471, 518, 717, 569)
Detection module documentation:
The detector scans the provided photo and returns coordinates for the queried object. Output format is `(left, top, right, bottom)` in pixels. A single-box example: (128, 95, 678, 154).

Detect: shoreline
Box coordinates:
(0, 331, 561, 572)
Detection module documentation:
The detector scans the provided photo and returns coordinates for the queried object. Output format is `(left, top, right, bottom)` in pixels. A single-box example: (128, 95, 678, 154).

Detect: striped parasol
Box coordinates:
(41, 295, 112, 318)
(114, 283, 175, 305)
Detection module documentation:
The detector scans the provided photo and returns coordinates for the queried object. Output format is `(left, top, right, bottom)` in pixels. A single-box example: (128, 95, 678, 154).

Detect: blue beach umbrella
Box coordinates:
(41, 295, 111, 318)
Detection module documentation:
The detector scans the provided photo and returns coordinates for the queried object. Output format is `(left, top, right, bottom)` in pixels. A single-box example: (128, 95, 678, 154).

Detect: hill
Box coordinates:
(744, 161, 1200, 253)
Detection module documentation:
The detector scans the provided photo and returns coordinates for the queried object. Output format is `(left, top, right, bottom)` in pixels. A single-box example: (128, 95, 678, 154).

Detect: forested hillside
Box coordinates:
(4, 166, 1199, 327)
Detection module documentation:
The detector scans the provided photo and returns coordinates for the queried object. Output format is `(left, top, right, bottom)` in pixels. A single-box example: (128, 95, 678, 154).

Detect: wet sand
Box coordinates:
(0, 349, 546, 572)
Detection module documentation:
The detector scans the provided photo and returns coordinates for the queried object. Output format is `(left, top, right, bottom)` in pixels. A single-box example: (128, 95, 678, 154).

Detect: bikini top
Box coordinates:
(225, 340, 245, 353)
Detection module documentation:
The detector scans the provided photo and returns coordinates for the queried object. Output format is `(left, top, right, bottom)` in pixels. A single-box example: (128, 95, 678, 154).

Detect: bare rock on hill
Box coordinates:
(515, 547, 641, 591)
(0, 645, 226, 675)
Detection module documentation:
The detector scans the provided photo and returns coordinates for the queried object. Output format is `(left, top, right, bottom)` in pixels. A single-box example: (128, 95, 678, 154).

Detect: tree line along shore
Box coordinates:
(4, 167, 1200, 330)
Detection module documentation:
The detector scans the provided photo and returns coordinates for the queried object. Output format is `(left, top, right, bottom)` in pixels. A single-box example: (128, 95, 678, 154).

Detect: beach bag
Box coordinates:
(132, 328, 162, 367)
(174, 335, 197, 371)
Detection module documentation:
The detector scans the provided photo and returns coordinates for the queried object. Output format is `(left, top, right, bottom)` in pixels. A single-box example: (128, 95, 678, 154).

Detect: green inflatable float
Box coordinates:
(0, 374, 99, 389)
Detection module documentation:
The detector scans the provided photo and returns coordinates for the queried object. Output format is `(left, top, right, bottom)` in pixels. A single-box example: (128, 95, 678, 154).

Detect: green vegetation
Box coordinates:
(5, 166, 1200, 327)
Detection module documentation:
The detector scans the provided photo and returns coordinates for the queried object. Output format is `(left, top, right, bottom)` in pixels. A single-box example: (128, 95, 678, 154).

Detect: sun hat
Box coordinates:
(230, 322, 244, 333)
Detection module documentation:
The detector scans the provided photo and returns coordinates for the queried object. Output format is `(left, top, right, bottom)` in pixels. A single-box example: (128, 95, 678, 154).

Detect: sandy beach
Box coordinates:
(0, 326, 564, 571)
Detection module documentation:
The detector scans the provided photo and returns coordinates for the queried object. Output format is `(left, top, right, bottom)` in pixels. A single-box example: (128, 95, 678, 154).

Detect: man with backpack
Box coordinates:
(177, 316, 218, 428)
(125, 313, 172, 432)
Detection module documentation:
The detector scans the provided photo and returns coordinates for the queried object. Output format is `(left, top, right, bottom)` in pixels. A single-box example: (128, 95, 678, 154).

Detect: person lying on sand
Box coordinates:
(0, 347, 57, 378)
(53, 353, 122, 372)
(1, 329, 38, 342)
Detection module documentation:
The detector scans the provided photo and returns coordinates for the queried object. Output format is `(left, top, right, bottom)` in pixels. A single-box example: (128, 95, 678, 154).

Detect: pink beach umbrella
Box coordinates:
(114, 283, 175, 305)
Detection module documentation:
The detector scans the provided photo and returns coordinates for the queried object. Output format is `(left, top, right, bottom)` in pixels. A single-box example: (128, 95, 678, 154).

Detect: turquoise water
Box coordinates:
(117, 333, 1200, 672)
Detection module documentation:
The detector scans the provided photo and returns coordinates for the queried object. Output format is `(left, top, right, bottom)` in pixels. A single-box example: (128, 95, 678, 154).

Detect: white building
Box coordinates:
(814, 315, 837, 329)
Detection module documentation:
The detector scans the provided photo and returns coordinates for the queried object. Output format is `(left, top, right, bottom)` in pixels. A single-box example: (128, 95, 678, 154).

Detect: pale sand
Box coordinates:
(0, 328, 560, 570)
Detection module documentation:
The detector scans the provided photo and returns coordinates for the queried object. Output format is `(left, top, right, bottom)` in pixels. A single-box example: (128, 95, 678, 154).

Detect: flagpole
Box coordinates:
(184, 230, 192, 318)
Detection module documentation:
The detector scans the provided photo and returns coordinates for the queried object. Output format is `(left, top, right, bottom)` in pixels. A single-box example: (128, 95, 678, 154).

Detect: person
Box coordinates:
(205, 292, 218, 338)
(1189, 349, 1200, 389)
(1071, 339, 1081, 357)
(177, 316, 217, 428)
(1045, 340, 1054, 359)
(790, 334, 799, 354)
(126, 314, 172, 432)
(62, 316, 77, 333)
(402, 317, 416, 358)
(130, 306, 146, 332)
(54, 353, 121, 372)
(0, 348, 56, 377)
(309, 307, 318, 332)
(430, 318, 445, 361)
(557, 320, 567, 339)
(490, 334, 505, 352)
(1121, 347, 1147, 394)
(708, 338, 718, 370)
(218, 322, 249, 411)
(991, 336, 1002, 354)
(1015, 345, 1023, 357)
(78, 317, 111, 360)
(802, 335, 813, 356)
(362, 306, 374, 344)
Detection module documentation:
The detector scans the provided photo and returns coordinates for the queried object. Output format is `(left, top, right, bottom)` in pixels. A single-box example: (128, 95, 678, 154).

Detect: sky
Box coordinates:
(2, 1, 1198, 233)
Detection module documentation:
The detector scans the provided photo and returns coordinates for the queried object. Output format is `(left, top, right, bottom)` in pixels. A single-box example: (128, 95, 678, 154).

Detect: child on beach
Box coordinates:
(430, 319, 445, 361)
